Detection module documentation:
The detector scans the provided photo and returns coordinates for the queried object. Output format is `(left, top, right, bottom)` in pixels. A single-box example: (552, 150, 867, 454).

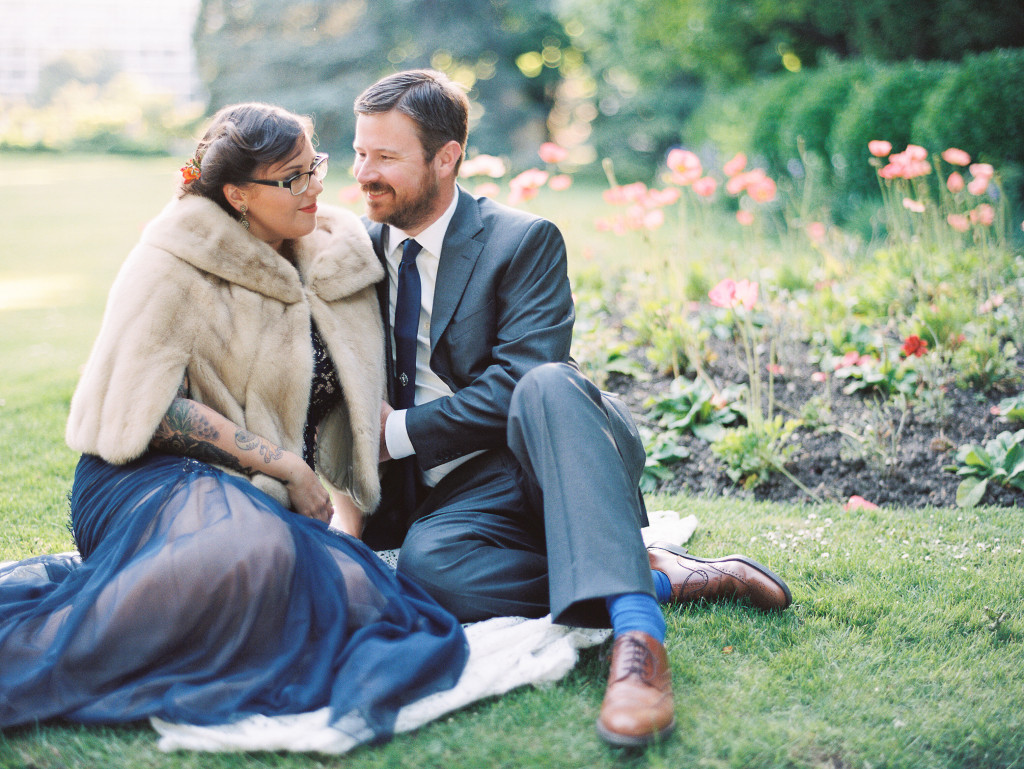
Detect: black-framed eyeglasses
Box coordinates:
(244, 153, 329, 195)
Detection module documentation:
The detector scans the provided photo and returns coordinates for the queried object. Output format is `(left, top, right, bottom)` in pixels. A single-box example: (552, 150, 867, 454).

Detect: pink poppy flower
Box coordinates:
(811, 371, 828, 383)
(969, 163, 994, 179)
(646, 187, 681, 206)
(947, 172, 965, 193)
(904, 144, 928, 161)
(643, 208, 665, 231)
(692, 176, 718, 197)
(473, 181, 501, 199)
(667, 148, 701, 175)
(548, 174, 573, 192)
(733, 279, 759, 309)
(538, 142, 568, 164)
(806, 222, 827, 243)
(844, 495, 879, 511)
(947, 213, 970, 232)
(835, 351, 861, 369)
(709, 278, 759, 310)
(510, 168, 549, 190)
(942, 148, 971, 166)
(337, 183, 362, 204)
(460, 154, 507, 178)
(967, 176, 989, 196)
(970, 203, 995, 227)
(723, 152, 747, 177)
(748, 176, 777, 204)
(868, 140, 892, 158)
(736, 210, 755, 226)
(902, 198, 925, 213)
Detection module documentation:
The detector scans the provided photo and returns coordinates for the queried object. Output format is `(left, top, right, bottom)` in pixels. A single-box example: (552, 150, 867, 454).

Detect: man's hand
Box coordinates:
(379, 400, 393, 463)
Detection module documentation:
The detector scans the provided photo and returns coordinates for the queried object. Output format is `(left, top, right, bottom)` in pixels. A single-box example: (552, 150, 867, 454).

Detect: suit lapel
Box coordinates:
(432, 188, 484, 348)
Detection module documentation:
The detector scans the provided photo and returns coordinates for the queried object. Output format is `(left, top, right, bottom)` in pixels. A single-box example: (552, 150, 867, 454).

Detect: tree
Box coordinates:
(194, 0, 568, 167)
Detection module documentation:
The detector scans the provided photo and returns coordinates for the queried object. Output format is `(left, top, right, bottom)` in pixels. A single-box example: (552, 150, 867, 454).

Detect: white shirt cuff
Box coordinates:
(384, 408, 415, 459)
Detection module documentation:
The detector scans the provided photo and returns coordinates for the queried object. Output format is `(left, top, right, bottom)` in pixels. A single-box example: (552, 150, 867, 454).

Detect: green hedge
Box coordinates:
(829, 62, 951, 201)
(685, 48, 1024, 209)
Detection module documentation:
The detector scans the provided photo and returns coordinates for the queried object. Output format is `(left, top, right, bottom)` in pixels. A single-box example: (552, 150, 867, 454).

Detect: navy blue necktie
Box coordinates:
(393, 238, 423, 512)
(394, 238, 423, 409)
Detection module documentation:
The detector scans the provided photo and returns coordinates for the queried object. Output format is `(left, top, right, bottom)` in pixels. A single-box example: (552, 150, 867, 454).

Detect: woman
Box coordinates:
(0, 103, 467, 742)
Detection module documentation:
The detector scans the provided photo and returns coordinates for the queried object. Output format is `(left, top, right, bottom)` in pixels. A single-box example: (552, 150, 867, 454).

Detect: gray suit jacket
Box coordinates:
(366, 187, 575, 471)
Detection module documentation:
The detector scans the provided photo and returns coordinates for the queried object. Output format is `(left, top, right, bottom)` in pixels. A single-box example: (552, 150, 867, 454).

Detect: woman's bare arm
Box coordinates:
(149, 383, 332, 521)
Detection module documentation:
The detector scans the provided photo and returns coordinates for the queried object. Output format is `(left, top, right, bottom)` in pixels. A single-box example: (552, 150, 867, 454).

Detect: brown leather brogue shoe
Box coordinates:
(648, 541, 792, 611)
(596, 631, 675, 748)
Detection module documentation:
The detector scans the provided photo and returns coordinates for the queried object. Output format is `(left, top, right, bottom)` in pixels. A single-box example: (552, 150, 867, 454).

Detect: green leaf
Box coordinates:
(693, 422, 726, 443)
(961, 447, 992, 469)
(956, 476, 989, 508)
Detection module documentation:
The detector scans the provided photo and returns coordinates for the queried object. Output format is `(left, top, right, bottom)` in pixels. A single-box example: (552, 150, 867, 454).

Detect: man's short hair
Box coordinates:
(355, 69, 469, 171)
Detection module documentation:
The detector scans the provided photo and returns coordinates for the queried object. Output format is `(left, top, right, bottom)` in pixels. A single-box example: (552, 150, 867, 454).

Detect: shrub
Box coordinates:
(914, 49, 1024, 171)
(778, 62, 871, 181)
(829, 62, 951, 203)
(748, 74, 810, 172)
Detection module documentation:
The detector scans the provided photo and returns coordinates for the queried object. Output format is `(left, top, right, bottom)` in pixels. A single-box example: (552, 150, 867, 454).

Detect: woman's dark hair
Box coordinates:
(354, 69, 468, 171)
(180, 103, 314, 220)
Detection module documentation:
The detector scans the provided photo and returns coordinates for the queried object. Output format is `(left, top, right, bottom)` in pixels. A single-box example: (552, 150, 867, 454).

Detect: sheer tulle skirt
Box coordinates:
(0, 453, 467, 742)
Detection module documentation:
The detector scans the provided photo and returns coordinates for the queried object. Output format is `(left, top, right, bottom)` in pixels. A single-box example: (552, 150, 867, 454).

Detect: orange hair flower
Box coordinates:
(181, 158, 201, 184)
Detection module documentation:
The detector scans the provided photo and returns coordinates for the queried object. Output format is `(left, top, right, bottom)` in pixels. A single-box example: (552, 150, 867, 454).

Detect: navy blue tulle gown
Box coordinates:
(0, 329, 468, 742)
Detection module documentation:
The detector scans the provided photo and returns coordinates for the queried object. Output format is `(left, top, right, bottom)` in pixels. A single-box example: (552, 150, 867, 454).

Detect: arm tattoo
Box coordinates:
(151, 398, 248, 475)
(235, 428, 285, 464)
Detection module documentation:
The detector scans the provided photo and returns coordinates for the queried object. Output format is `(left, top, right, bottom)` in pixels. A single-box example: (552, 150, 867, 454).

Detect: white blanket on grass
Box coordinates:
(152, 510, 696, 753)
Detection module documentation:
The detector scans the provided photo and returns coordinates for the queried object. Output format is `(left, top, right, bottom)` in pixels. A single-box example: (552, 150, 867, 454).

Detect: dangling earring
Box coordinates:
(239, 204, 249, 230)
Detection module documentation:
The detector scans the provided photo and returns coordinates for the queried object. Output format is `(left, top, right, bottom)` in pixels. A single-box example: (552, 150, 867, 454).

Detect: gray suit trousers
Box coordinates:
(395, 362, 654, 627)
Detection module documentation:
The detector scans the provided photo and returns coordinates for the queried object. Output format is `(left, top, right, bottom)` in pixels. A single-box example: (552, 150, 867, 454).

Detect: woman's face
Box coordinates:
(239, 134, 324, 251)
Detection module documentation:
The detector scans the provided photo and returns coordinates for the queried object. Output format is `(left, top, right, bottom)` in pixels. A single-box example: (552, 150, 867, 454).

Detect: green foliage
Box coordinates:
(685, 48, 1024, 218)
(645, 377, 742, 443)
(6, 154, 1024, 769)
(808, 0, 1024, 61)
(711, 416, 801, 489)
(777, 63, 871, 181)
(638, 426, 690, 494)
(194, 0, 568, 166)
(833, 354, 919, 397)
(914, 49, 1024, 170)
(829, 62, 951, 203)
(946, 429, 1024, 507)
(748, 74, 809, 172)
(953, 337, 1021, 393)
(995, 391, 1024, 422)
(0, 72, 201, 154)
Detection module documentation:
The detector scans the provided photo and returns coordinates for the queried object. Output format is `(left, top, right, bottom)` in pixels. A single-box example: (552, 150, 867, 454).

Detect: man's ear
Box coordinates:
(222, 183, 247, 213)
(434, 140, 463, 179)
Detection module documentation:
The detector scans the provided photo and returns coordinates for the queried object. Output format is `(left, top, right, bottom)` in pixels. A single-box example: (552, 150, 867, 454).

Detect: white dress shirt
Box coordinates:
(383, 193, 484, 486)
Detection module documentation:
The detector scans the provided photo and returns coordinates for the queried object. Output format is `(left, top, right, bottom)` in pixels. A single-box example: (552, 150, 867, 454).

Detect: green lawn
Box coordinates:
(1, 154, 1022, 769)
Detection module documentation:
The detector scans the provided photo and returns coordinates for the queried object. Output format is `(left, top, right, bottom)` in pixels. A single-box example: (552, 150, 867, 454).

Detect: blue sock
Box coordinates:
(652, 569, 673, 603)
(605, 592, 666, 643)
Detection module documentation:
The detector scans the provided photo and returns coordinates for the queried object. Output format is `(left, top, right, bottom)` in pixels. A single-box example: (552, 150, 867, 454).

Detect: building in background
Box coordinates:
(0, 0, 202, 103)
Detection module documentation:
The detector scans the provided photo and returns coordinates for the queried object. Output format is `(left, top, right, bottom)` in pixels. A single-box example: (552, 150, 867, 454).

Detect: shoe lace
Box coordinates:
(614, 634, 655, 682)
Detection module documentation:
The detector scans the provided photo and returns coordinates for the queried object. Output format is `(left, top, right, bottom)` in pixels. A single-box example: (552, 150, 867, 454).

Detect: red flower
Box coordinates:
(844, 495, 879, 511)
(901, 334, 928, 357)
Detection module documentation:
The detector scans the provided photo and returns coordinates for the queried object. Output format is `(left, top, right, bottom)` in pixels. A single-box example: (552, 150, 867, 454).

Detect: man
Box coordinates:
(352, 69, 791, 747)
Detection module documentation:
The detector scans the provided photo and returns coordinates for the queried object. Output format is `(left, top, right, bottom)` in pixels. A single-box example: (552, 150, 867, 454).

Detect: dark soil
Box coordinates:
(605, 337, 1024, 510)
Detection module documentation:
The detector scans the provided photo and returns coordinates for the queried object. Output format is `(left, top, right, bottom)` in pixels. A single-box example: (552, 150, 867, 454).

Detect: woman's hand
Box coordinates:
(280, 452, 334, 523)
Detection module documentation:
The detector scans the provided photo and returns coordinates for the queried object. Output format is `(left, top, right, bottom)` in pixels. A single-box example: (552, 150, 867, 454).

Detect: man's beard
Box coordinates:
(363, 173, 440, 232)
